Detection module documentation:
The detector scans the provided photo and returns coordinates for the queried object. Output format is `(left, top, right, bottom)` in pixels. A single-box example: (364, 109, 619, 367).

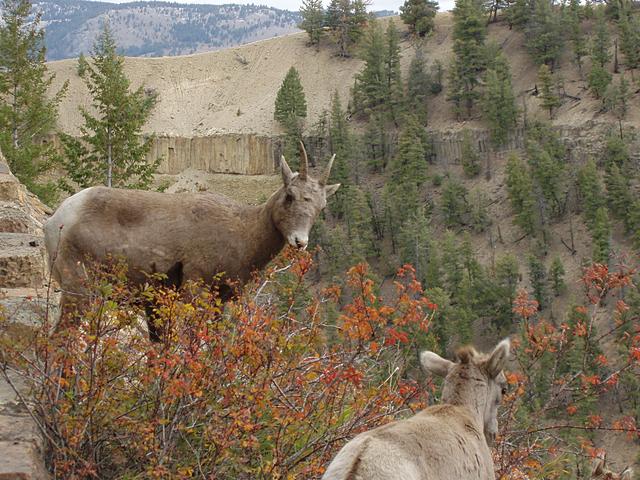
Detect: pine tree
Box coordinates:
(384, 19, 403, 118)
(619, 13, 640, 74)
(406, 52, 430, 122)
(549, 256, 566, 296)
(299, 0, 325, 46)
(567, 0, 588, 73)
(505, 0, 530, 30)
(352, 20, 386, 113)
(441, 178, 469, 227)
(400, 0, 439, 37)
(328, 91, 352, 187)
(0, 0, 68, 203)
(592, 206, 611, 264)
(537, 64, 560, 118)
(399, 205, 432, 283)
(389, 116, 430, 187)
(577, 158, 605, 227)
(604, 162, 633, 226)
(447, 0, 487, 118)
(506, 153, 537, 235)
(461, 130, 481, 177)
(274, 66, 307, 126)
(591, 11, 611, 68)
(528, 254, 547, 310)
(60, 24, 157, 190)
(527, 0, 562, 67)
(482, 55, 518, 147)
(605, 75, 630, 120)
(325, 0, 368, 57)
(604, 131, 629, 171)
(588, 63, 612, 99)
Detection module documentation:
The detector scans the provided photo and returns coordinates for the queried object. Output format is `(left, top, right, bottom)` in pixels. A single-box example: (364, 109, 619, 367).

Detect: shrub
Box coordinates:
(0, 253, 436, 479)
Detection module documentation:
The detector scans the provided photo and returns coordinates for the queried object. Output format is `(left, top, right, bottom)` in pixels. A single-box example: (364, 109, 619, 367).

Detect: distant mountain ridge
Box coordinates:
(31, 0, 301, 60)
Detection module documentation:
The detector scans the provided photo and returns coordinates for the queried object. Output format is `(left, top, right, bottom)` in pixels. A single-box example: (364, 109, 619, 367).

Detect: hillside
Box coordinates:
(41, 10, 640, 475)
(32, 0, 300, 60)
(50, 13, 640, 137)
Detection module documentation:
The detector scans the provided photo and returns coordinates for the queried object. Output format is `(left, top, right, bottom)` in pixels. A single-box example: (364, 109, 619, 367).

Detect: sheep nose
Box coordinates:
(295, 238, 308, 249)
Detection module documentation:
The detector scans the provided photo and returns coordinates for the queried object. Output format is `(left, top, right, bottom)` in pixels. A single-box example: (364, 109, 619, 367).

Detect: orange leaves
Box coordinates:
(513, 289, 538, 320)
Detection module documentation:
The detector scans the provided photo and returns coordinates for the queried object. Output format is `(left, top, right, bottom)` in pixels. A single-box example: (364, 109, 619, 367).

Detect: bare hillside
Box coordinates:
(50, 13, 640, 138)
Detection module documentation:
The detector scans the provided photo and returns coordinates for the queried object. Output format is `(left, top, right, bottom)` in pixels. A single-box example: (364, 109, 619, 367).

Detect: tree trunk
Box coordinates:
(107, 125, 113, 188)
(12, 84, 18, 149)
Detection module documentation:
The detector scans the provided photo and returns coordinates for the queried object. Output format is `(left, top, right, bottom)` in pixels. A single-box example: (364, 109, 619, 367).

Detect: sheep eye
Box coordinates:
(285, 193, 294, 203)
(304, 196, 312, 202)
(501, 387, 507, 396)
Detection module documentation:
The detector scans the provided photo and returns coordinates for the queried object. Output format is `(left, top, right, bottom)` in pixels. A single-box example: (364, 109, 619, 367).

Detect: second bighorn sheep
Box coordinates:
(45, 142, 339, 340)
(322, 339, 511, 480)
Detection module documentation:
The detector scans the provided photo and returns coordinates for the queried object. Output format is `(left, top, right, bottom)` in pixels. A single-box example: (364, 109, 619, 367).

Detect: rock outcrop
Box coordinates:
(0, 151, 50, 479)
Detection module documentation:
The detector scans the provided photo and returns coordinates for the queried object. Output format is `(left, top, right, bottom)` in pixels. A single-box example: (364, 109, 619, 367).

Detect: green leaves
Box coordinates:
(60, 24, 158, 190)
(0, 0, 67, 204)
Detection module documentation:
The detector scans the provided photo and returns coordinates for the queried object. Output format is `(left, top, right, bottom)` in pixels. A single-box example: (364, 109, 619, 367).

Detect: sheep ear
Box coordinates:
(281, 155, 293, 186)
(325, 183, 340, 197)
(620, 468, 633, 480)
(486, 338, 511, 378)
(591, 454, 605, 476)
(420, 351, 454, 378)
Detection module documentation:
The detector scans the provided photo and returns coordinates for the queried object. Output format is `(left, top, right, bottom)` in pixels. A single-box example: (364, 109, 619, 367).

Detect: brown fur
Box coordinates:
(322, 339, 511, 480)
(591, 453, 633, 480)
(45, 143, 339, 339)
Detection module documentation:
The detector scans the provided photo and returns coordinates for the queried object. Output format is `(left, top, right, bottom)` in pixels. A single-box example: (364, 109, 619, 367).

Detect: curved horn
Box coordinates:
(322, 154, 336, 185)
(298, 140, 308, 180)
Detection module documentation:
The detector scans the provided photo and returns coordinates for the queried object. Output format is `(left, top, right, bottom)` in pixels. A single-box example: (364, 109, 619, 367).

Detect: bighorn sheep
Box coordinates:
(44, 143, 339, 340)
(322, 339, 511, 480)
(591, 452, 633, 480)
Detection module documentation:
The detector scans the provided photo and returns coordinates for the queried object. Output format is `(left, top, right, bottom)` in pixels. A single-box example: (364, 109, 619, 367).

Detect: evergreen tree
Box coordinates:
(461, 130, 481, 177)
(528, 254, 547, 310)
(619, 13, 640, 74)
(325, 0, 368, 57)
(328, 91, 352, 188)
(591, 11, 611, 68)
(441, 178, 469, 228)
(526, 0, 562, 67)
(588, 63, 612, 99)
(406, 52, 431, 122)
(592, 206, 611, 264)
(400, 0, 439, 37)
(482, 54, 518, 147)
(0, 0, 68, 203)
(505, 0, 530, 30)
(605, 75, 630, 120)
(429, 60, 444, 94)
(274, 66, 307, 125)
(384, 19, 403, 118)
(299, 0, 325, 46)
(60, 24, 158, 190)
(363, 112, 389, 172)
(494, 253, 520, 329)
(627, 199, 640, 250)
(604, 131, 629, 171)
(399, 205, 432, 283)
(567, 0, 588, 73)
(537, 64, 560, 118)
(577, 158, 605, 227)
(389, 116, 430, 186)
(549, 256, 566, 296)
(352, 20, 386, 113)
(447, 0, 487, 118)
(526, 122, 567, 217)
(506, 153, 537, 235)
(604, 162, 633, 227)
(274, 67, 307, 168)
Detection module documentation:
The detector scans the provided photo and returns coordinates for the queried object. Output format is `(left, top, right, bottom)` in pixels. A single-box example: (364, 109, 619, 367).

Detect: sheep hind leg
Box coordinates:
(144, 261, 184, 342)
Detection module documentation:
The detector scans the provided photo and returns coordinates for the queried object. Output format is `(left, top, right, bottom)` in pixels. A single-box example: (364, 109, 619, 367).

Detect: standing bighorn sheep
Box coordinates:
(322, 339, 511, 480)
(44, 142, 339, 340)
(591, 452, 633, 480)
